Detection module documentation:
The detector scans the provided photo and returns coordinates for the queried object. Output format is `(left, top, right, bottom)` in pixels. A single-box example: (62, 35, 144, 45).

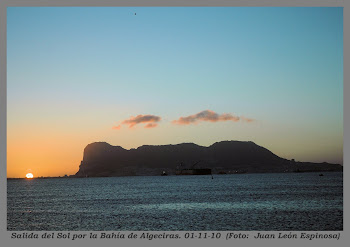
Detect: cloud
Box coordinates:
(145, 123, 158, 128)
(112, 125, 121, 130)
(113, 114, 161, 129)
(113, 111, 254, 129)
(172, 110, 254, 125)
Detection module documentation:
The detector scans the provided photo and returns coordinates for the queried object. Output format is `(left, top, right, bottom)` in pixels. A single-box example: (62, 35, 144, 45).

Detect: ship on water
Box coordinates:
(175, 161, 211, 175)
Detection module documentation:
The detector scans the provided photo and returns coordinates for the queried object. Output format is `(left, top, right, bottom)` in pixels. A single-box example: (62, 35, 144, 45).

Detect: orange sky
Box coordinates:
(7, 117, 343, 178)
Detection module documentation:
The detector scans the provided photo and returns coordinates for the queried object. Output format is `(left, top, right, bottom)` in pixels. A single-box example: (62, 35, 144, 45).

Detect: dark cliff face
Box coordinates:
(75, 141, 342, 177)
(207, 141, 283, 165)
(83, 142, 127, 161)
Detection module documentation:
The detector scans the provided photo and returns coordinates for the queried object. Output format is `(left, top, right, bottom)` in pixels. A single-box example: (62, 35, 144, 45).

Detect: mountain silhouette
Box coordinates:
(75, 141, 342, 177)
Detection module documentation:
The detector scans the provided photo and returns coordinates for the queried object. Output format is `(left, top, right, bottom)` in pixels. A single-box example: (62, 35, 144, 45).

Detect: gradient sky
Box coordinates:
(7, 7, 343, 178)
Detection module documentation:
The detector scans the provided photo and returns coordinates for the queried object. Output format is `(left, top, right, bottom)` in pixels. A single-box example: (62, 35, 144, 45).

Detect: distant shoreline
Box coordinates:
(7, 170, 343, 180)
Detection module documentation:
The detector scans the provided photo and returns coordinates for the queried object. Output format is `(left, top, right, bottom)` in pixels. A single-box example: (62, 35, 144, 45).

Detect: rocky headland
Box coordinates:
(74, 141, 342, 177)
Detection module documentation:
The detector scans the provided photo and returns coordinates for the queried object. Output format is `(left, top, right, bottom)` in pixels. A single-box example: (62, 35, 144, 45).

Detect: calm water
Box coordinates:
(7, 172, 343, 231)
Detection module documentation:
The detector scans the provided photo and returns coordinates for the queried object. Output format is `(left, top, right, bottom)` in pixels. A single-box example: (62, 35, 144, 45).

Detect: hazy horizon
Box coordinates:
(7, 7, 343, 178)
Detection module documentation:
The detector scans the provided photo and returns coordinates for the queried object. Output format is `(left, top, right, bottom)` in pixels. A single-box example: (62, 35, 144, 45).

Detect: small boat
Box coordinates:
(161, 171, 168, 176)
(319, 173, 324, 176)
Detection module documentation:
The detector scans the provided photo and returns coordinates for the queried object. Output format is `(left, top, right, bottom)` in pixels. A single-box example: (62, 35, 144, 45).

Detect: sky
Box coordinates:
(7, 7, 343, 178)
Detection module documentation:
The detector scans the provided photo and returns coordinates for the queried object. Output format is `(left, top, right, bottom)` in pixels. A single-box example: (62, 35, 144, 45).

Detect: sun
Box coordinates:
(25, 173, 34, 179)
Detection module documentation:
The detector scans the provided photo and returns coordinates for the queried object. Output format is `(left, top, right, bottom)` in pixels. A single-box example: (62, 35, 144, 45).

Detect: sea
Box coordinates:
(7, 172, 343, 231)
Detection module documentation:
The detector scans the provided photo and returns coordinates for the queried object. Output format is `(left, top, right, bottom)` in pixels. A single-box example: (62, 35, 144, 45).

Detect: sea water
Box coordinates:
(7, 172, 343, 231)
